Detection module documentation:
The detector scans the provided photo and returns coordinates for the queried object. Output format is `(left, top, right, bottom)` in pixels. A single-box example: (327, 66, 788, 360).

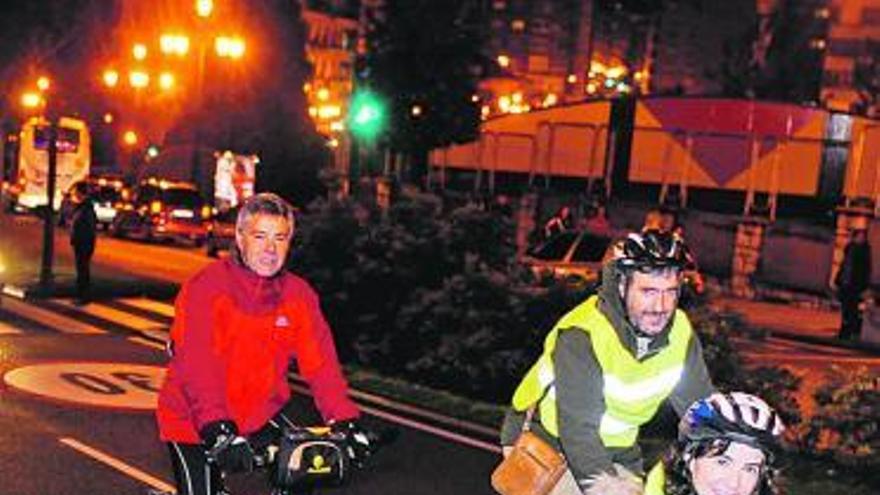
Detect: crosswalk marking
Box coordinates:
(118, 297, 175, 319)
(54, 298, 166, 332)
(0, 320, 23, 334)
(1, 298, 106, 335)
(128, 336, 167, 351)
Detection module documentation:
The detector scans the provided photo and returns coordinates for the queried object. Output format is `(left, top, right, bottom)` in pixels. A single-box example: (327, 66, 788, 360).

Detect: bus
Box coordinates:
(10, 116, 90, 211)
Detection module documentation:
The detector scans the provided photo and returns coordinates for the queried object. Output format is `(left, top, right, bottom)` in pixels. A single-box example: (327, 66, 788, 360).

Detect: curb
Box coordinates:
(758, 326, 880, 356)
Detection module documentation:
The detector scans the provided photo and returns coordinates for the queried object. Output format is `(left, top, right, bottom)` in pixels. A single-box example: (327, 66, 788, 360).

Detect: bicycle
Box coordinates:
(149, 422, 397, 495)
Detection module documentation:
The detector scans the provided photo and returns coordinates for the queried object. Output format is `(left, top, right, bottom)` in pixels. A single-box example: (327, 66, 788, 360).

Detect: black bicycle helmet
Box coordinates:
(611, 229, 688, 271)
(679, 392, 786, 458)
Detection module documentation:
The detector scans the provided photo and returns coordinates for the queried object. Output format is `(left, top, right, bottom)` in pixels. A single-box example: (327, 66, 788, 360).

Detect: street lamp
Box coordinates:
(103, 69, 119, 88)
(132, 43, 148, 61)
(36, 76, 51, 92)
(123, 129, 139, 146)
(195, 0, 214, 18)
(215, 36, 245, 59)
(158, 72, 175, 91)
(129, 70, 149, 89)
(160, 34, 190, 56)
(21, 79, 59, 288)
(21, 92, 43, 109)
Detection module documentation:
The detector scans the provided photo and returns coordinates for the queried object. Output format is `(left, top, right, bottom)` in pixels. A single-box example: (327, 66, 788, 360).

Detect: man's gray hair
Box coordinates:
(235, 192, 296, 236)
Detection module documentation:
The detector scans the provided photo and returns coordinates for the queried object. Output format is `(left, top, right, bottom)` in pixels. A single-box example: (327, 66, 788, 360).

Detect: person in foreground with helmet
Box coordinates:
(156, 193, 371, 495)
(500, 230, 715, 495)
(644, 392, 787, 495)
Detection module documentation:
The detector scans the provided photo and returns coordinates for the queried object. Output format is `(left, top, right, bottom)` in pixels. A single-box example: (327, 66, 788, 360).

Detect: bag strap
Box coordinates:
(521, 406, 536, 433)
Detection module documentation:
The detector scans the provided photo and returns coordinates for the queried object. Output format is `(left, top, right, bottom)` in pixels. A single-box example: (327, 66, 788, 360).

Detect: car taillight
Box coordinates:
(150, 200, 162, 214)
(201, 205, 212, 219)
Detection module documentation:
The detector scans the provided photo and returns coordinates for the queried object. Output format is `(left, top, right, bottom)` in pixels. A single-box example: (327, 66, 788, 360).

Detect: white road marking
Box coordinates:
(58, 436, 176, 493)
(55, 298, 166, 331)
(1, 297, 106, 334)
(289, 383, 501, 454)
(119, 297, 176, 318)
(741, 352, 880, 364)
(0, 320, 23, 334)
(128, 336, 167, 351)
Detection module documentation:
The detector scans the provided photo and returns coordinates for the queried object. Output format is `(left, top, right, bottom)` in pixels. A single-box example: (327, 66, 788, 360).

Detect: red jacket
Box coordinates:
(156, 259, 359, 443)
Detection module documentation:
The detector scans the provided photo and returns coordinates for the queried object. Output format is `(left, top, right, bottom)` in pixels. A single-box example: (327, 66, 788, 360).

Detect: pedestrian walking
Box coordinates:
(69, 187, 97, 305)
(834, 225, 872, 340)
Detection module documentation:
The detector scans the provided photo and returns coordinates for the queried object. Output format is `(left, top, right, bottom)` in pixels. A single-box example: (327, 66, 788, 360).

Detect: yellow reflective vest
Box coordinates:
(644, 461, 666, 495)
(511, 295, 692, 448)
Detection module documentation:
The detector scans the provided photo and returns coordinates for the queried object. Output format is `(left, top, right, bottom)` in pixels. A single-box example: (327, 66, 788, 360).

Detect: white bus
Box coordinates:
(13, 116, 90, 210)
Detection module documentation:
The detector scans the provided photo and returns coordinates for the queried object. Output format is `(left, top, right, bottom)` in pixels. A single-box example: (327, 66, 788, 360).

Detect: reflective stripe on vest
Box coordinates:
(511, 295, 692, 448)
(644, 461, 666, 495)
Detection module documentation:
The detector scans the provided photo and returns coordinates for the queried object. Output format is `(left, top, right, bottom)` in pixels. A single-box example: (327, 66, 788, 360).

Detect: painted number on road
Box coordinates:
(4, 362, 166, 410)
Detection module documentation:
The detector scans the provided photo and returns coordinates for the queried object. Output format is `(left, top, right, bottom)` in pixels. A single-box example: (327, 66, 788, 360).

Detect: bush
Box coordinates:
(687, 304, 802, 427)
(291, 191, 803, 420)
(799, 366, 880, 468)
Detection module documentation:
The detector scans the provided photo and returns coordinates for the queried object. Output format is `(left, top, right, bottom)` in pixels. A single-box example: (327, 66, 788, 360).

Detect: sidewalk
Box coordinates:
(710, 296, 880, 354)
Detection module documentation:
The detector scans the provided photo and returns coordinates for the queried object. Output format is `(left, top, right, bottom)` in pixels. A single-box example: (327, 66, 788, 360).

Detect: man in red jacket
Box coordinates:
(156, 192, 368, 495)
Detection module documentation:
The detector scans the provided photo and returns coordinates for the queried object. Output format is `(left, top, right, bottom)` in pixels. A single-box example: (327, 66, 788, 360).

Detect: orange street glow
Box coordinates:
(129, 70, 149, 88)
(103, 69, 119, 87)
(123, 130, 138, 146)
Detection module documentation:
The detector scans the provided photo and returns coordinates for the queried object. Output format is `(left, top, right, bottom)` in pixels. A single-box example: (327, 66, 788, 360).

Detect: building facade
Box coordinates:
(822, 0, 880, 116)
(301, 0, 359, 136)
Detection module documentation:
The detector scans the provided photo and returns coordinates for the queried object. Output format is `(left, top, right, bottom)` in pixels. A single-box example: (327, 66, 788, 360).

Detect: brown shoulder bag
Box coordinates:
(491, 407, 566, 495)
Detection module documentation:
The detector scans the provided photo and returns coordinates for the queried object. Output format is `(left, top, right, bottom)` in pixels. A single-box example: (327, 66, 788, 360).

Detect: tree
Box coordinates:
(718, 0, 825, 103)
(361, 0, 488, 185)
(0, 1, 120, 171)
(851, 40, 880, 117)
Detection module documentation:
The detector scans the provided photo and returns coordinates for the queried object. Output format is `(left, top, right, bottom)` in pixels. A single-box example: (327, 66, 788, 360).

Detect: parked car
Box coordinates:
(205, 206, 238, 257)
(521, 230, 612, 287)
(110, 178, 210, 245)
(58, 176, 128, 229)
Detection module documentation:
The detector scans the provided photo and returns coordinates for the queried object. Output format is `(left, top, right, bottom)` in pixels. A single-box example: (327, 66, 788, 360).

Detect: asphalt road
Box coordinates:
(0, 295, 500, 495)
(2, 210, 878, 494)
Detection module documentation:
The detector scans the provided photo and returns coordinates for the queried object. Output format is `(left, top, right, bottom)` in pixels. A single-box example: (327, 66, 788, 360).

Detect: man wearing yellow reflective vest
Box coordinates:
(500, 230, 715, 495)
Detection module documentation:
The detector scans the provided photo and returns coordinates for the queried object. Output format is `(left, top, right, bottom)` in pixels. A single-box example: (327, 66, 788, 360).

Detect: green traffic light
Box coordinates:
(349, 90, 385, 139)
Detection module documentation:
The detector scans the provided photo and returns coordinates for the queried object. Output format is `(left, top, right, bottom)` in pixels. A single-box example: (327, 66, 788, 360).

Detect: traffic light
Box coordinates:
(348, 89, 385, 140)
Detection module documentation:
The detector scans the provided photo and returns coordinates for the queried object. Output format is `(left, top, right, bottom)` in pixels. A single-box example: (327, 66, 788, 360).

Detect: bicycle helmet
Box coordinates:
(611, 229, 688, 271)
(679, 392, 785, 458)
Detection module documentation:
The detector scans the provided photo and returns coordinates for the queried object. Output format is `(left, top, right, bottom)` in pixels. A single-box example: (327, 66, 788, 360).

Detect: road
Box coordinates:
(0, 294, 500, 495)
(1, 211, 878, 494)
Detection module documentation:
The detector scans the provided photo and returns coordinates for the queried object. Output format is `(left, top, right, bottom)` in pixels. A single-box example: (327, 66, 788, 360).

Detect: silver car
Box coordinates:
(522, 230, 612, 286)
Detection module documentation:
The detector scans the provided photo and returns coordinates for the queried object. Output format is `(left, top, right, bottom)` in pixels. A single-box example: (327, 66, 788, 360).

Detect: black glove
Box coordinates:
(249, 408, 296, 454)
(332, 419, 373, 467)
(200, 420, 255, 473)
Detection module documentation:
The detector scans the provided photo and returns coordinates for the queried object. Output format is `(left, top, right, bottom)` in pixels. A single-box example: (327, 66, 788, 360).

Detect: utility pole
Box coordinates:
(39, 116, 59, 288)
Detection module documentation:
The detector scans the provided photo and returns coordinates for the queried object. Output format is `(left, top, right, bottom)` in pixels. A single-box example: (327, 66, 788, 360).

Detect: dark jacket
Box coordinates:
(70, 198, 97, 252)
(835, 240, 871, 298)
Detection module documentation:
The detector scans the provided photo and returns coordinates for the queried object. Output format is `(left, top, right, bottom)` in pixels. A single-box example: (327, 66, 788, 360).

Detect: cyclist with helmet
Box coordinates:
(644, 392, 786, 495)
(500, 230, 715, 495)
